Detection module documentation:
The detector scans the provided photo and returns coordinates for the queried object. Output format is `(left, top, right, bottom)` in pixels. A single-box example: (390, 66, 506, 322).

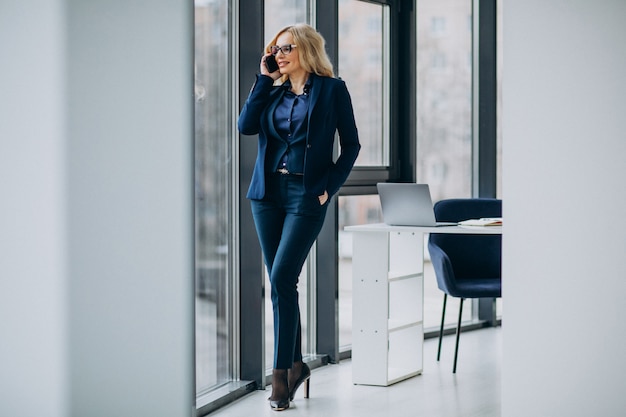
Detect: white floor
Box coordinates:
(209, 327, 502, 417)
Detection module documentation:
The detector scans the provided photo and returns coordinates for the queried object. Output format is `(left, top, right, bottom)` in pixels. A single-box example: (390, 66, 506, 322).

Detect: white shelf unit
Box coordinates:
(351, 230, 424, 386)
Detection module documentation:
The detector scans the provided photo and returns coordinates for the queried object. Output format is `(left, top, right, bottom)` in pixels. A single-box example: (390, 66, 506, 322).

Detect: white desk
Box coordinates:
(345, 223, 502, 386)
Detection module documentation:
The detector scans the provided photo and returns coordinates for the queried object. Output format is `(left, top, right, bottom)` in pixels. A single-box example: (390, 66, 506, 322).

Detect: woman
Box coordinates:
(238, 23, 360, 411)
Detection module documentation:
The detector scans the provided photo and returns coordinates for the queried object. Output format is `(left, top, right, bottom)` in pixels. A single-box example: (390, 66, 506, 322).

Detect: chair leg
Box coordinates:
(437, 294, 448, 361)
(453, 298, 464, 373)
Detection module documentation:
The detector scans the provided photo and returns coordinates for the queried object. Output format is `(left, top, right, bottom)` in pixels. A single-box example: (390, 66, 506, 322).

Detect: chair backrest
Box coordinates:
(429, 198, 502, 281)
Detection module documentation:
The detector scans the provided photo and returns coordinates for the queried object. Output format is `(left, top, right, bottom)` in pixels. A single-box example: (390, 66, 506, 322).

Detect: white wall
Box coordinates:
(0, 1, 194, 416)
(1, 1, 68, 416)
(502, 1, 626, 416)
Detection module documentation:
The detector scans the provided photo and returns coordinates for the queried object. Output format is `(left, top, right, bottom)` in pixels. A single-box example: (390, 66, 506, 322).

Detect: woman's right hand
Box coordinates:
(260, 53, 281, 80)
(318, 191, 329, 206)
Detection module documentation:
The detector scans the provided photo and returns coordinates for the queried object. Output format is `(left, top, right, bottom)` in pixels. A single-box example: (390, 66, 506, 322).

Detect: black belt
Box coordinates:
(276, 168, 303, 176)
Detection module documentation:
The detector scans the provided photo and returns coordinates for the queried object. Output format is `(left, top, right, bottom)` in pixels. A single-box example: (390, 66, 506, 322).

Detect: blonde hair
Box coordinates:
(265, 23, 334, 82)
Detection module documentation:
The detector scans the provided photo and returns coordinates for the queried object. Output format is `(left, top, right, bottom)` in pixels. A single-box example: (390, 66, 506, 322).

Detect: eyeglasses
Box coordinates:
(270, 44, 297, 55)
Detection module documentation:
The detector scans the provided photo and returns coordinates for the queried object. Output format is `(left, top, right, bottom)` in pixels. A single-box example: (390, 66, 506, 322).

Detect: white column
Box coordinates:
(0, 0, 195, 416)
(502, 1, 626, 416)
(0, 1, 68, 416)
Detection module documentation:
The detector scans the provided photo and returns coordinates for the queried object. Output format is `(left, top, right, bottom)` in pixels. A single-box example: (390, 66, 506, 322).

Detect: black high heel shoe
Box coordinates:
(269, 369, 290, 411)
(289, 362, 311, 401)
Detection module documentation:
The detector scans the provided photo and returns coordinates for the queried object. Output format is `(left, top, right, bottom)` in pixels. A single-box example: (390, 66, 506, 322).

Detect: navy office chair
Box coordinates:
(427, 198, 502, 373)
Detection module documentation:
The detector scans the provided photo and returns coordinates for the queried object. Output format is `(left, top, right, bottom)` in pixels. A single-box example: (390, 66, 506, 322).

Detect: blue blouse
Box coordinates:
(267, 79, 311, 174)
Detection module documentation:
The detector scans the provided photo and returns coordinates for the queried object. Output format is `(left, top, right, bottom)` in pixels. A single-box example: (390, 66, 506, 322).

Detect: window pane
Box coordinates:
(496, 1, 503, 200)
(416, 0, 472, 201)
(265, 0, 308, 42)
(339, 0, 390, 167)
(417, 0, 473, 328)
(194, 0, 233, 394)
(496, 0, 503, 318)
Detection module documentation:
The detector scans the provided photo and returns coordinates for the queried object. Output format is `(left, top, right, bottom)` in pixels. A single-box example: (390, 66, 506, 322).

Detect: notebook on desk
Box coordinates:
(376, 183, 456, 227)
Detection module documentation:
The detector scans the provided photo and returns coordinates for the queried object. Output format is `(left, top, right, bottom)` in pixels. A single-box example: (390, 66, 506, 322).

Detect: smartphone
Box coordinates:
(265, 55, 279, 73)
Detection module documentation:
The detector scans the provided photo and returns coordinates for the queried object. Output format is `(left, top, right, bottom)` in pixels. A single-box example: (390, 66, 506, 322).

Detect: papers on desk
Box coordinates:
(458, 217, 502, 226)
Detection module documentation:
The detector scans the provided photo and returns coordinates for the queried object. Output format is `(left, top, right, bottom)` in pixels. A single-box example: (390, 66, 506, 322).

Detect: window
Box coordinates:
(264, 0, 309, 45)
(338, 0, 390, 167)
(417, 0, 471, 201)
(431, 52, 447, 70)
(496, 0, 503, 318)
(431, 16, 446, 36)
(194, 0, 235, 399)
(417, 0, 473, 327)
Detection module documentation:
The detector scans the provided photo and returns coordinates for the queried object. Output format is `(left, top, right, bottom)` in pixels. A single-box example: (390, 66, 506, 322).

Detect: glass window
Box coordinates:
(431, 16, 446, 35)
(194, 0, 234, 395)
(496, 0, 503, 318)
(265, 0, 309, 43)
(417, 0, 473, 328)
(338, 0, 390, 167)
(496, 2, 503, 200)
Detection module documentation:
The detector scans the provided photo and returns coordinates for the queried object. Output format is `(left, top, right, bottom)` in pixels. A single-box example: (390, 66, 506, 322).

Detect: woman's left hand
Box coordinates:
(318, 191, 329, 205)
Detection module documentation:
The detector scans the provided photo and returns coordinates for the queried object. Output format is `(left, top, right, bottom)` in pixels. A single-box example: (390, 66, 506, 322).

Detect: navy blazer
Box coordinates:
(238, 73, 361, 199)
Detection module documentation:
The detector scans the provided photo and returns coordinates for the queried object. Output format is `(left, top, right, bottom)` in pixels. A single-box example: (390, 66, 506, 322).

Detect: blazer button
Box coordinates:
(307, 144, 312, 148)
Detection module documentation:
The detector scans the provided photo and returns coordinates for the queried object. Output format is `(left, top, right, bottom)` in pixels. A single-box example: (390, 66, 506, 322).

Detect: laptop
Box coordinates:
(376, 183, 456, 227)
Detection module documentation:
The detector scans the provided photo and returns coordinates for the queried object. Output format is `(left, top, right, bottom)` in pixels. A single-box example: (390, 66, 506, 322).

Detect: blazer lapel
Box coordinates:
(263, 87, 286, 140)
(307, 74, 321, 131)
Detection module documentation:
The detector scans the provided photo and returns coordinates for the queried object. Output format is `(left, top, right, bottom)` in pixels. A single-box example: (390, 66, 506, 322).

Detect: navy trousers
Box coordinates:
(250, 173, 328, 369)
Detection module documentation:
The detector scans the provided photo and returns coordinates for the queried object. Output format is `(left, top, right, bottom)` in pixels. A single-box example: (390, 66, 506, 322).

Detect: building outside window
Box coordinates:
(194, 0, 235, 400)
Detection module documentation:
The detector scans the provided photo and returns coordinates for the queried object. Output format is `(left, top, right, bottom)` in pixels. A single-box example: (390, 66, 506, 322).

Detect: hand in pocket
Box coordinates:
(318, 191, 329, 205)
